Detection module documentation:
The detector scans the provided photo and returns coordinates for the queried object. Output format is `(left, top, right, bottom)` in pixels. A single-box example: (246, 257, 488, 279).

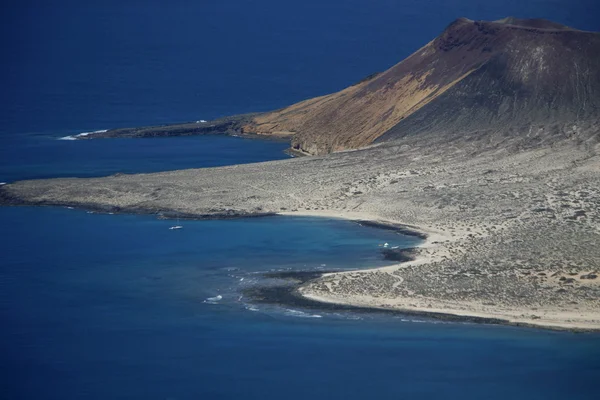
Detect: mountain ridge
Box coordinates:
(78, 17, 599, 156)
(241, 17, 600, 155)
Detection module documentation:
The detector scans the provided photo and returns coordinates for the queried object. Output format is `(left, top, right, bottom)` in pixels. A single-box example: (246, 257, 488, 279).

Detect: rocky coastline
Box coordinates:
(2, 137, 598, 332)
(2, 16, 599, 331)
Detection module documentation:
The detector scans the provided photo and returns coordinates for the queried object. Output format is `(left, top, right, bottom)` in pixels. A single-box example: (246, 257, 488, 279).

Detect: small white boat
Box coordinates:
(169, 216, 183, 230)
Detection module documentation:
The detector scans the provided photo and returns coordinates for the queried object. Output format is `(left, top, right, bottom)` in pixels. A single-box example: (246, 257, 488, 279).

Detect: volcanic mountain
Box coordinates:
(240, 17, 600, 155)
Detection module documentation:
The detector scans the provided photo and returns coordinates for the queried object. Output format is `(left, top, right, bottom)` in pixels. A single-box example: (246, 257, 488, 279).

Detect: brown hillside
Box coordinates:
(242, 17, 600, 155)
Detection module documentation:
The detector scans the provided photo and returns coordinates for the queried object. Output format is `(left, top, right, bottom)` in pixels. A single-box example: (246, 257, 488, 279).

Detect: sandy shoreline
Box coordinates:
(2, 191, 599, 332)
(279, 210, 600, 332)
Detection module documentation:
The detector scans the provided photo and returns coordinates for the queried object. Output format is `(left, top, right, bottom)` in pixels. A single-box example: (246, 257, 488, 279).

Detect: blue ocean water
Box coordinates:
(0, 134, 290, 182)
(1, 207, 599, 400)
(1, 0, 597, 136)
(1, 1, 599, 399)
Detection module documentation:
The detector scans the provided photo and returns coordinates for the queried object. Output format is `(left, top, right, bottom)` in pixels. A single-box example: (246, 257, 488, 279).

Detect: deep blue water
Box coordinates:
(1, 0, 598, 136)
(0, 134, 289, 182)
(1, 1, 600, 399)
(1, 207, 599, 400)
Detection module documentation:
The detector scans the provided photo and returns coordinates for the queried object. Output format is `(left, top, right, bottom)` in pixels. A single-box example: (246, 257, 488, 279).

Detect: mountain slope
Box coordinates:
(241, 17, 600, 155)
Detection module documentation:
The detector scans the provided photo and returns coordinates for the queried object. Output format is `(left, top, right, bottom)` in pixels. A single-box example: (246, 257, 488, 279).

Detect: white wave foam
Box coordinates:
(204, 295, 223, 304)
(245, 305, 260, 312)
(58, 129, 108, 141)
(332, 313, 362, 320)
(283, 309, 322, 318)
(77, 129, 107, 137)
(400, 318, 430, 324)
(0, 182, 6, 185)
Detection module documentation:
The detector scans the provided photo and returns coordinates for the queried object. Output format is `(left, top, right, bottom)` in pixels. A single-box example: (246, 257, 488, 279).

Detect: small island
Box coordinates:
(2, 17, 599, 331)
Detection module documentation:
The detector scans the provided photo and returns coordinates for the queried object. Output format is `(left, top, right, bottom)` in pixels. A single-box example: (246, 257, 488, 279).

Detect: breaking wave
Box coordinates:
(204, 294, 223, 304)
(58, 129, 108, 141)
(283, 309, 322, 318)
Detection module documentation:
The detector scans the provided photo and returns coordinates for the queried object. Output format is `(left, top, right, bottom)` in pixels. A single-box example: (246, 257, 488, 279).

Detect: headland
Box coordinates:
(1, 17, 599, 331)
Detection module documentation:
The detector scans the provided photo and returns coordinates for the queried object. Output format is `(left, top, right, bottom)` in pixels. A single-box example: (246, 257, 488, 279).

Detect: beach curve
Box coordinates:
(279, 210, 600, 332)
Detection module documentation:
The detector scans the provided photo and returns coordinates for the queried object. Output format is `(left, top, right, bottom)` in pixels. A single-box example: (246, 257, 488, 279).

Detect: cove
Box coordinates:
(1, 206, 599, 400)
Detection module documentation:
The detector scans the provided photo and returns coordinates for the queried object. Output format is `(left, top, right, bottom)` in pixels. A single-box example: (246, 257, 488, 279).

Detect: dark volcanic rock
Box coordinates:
(381, 247, 418, 262)
(356, 220, 428, 239)
(77, 114, 278, 140)
(243, 270, 512, 326)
